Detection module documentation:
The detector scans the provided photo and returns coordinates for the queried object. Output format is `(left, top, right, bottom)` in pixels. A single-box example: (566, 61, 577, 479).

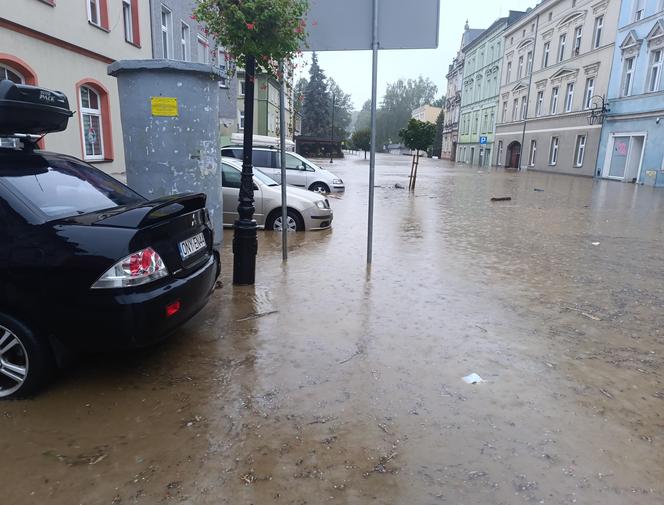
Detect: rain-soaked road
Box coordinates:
(2, 153, 664, 504)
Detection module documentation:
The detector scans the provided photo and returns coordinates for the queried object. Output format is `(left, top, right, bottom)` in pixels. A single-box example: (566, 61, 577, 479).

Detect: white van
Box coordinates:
(220, 146, 345, 194)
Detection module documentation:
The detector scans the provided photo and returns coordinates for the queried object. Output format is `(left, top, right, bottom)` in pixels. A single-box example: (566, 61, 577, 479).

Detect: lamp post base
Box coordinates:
(232, 219, 258, 285)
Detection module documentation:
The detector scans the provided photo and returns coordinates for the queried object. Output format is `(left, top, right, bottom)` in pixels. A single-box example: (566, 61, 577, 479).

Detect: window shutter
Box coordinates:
(131, 0, 141, 46)
(99, 0, 109, 30)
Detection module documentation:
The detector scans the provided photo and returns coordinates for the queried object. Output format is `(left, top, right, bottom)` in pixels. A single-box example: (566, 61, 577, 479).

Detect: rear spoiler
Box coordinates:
(95, 193, 207, 228)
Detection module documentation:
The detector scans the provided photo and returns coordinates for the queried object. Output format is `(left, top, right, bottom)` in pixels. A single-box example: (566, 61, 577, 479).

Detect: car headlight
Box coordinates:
(315, 200, 326, 209)
(333, 179, 343, 184)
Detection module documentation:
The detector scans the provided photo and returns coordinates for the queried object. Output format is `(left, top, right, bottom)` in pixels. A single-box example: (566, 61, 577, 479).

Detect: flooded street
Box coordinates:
(2, 153, 664, 504)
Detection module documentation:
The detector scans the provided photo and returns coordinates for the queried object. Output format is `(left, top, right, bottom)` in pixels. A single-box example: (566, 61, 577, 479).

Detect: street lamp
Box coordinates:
(329, 92, 335, 163)
(233, 56, 258, 285)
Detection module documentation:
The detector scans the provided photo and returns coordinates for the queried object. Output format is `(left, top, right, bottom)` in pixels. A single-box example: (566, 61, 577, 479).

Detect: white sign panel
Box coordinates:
(303, 0, 440, 51)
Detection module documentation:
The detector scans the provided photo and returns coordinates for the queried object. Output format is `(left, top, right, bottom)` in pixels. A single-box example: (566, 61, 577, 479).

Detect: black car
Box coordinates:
(0, 80, 220, 398)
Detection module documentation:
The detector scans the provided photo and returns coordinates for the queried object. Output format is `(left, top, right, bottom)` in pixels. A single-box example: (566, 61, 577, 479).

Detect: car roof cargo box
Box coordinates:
(0, 79, 73, 136)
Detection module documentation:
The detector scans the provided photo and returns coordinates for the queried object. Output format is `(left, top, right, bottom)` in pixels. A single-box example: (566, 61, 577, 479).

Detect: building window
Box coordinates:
(521, 96, 528, 119)
(161, 6, 172, 59)
(633, 0, 645, 22)
(197, 35, 209, 64)
(122, 1, 133, 42)
(497, 140, 504, 164)
(512, 98, 519, 121)
(549, 136, 559, 165)
(180, 22, 190, 61)
(529, 139, 537, 166)
(239, 110, 245, 130)
(574, 135, 586, 166)
(473, 114, 479, 133)
(218, 49, 229, 88)
(648, 49, 662, 92)
(543, 41, 550, 68)
(240, 80, 246, 96)
(550, 86, 559, 114)
(622, 57, 635, 96)
(574, 26, 582, 56)
(536, 91, 544, 116)
(517, 55, 524, 79)
(565, 82, 575, 112)
(548, 11, 553, 21)
(506, 61, 512, 83)
(87, 0, 100, 25)
(584, 78, 595, 109)
(526, 51, 533, 74)
(79, 85, 104, 161)
(0, 64, 25, 148)
(593, 16, 604, 49)
(558, 34, 566, 62)
(502, 101, 508, 122)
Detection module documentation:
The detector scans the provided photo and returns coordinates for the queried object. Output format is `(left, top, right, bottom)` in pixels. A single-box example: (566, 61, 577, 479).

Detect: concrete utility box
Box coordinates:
(108, 60, 223, 245)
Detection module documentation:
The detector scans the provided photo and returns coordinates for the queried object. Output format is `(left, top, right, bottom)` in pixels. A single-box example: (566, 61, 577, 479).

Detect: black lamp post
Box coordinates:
(329, 92, 335, 163)
(233, 56, 258, 285)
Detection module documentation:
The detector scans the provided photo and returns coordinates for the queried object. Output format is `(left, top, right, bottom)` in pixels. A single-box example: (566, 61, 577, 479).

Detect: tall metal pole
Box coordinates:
(329, 92, 335, 163)
(367, 0, 379, 265)
(233, 55, 258, 285)
(519, 14, 539, 171)
(279, 60, 288, 261)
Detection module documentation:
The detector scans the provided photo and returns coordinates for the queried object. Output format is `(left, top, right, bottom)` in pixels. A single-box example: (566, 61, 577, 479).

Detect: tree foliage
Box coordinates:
(194, 0, 308, 75)
(301, 53, 330, 137)
(432, 110, 444, 158)
(353, 77, 438, 149)
(399, 119, 437, 152)
(351, 128, 371, 159)
(300, 55, 354, 139)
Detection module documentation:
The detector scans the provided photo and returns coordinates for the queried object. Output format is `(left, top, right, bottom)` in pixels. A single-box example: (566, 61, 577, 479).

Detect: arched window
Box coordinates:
(76, 80, 113, 162)
(0, 64, 24, 84)
(79, 86, 104, 160)
(0, 63, 25, 148)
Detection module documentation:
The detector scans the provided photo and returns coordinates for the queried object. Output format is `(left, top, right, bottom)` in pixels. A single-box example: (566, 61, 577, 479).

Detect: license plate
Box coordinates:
(179, 232, 206, 260)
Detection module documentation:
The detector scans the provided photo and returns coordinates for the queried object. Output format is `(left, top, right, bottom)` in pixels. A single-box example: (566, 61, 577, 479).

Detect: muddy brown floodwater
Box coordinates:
(2, 153, 664, 504)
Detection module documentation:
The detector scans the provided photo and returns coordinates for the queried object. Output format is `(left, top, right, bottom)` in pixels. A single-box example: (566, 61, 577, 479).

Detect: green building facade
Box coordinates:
(458, 11, 525, 166)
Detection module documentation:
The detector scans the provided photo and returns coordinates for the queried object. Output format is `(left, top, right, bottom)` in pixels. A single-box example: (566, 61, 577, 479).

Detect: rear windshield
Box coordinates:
(0, 154, 144, 220)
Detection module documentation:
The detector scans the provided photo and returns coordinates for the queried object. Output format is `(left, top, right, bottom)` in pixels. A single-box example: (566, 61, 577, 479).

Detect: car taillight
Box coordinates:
(91, 247, 169, 289)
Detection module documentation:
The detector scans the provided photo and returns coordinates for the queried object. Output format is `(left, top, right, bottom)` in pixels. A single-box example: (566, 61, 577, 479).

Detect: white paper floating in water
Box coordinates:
(462, 373, 485, 384)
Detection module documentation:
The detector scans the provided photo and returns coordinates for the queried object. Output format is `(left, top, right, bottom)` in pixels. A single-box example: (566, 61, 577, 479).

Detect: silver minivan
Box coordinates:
(221, 147, 345, 194)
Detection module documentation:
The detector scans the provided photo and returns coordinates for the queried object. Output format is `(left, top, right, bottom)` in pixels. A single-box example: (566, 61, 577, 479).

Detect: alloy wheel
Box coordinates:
(0, 326, 28, 397)
(273, 215, 297, 232)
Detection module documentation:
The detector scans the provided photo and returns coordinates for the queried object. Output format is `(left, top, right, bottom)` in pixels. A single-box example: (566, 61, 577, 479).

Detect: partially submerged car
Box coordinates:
(221, 146, 345, 194)
(221, 157, 333, 231)
(0, 79, 219, 398)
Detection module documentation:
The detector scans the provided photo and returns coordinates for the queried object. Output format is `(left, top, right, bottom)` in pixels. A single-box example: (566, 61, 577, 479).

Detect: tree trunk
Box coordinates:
(411, 151, 420, 191)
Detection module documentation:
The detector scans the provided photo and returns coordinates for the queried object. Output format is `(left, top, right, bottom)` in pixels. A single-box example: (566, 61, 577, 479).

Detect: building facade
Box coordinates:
(457, 11, 525, 166)
(596, 0, 664, 186)
(149, 0, 238, 143)
(494, 0, 619, 176)
(0, 1, 152, 177)
(236, 72, 295, 140)
(412, 104, 442, 124)
(442, 23, 483, 161)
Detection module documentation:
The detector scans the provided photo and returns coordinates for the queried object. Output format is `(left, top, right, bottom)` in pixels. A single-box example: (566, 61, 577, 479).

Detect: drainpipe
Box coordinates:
(519, 13, 540, 171)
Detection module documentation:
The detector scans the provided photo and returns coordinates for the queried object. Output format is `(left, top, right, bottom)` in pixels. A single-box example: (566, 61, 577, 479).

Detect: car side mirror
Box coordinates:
(253, 183, 259, 190)
(300, 164, 307, 171)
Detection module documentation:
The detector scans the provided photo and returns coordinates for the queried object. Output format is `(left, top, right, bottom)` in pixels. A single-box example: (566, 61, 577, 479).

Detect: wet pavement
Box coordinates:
(2, 153, 664, 504)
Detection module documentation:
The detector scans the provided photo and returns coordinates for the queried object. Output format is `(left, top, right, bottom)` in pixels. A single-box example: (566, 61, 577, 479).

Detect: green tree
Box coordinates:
(328, 78, 353, 140)
(431, 96, 444, 108)
(354, 99, 372, 132)
(351, 128, 371, 159)
(379, 76, 437, 148)
(432, 110, 444, 158)
(294, 77, 307, 116)
(301, 53, 330, 137)
(399, 118, 436, 190)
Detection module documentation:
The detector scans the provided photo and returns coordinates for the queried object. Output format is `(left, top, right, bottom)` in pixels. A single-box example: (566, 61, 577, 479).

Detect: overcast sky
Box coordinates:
(295, 0, 537, 110)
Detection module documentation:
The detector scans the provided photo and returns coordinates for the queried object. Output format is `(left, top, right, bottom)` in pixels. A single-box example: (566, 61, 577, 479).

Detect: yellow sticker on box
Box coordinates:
(646, 170, 657, 177)
(151, 97, 178, 117)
